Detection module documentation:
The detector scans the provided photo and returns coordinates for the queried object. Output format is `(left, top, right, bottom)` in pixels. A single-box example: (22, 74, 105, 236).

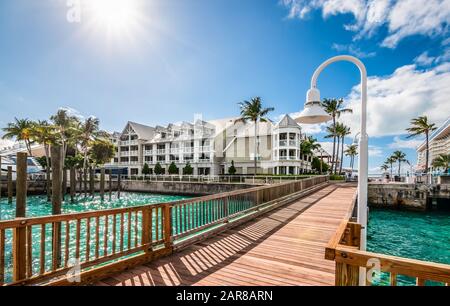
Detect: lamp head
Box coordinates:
(294, 88, 332, 124)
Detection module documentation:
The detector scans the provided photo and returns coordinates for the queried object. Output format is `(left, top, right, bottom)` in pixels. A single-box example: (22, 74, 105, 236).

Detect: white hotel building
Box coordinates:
(107, 115, 315, 176)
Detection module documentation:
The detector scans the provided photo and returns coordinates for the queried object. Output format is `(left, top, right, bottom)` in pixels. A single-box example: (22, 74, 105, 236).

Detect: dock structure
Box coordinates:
(96, 184, 355, 286)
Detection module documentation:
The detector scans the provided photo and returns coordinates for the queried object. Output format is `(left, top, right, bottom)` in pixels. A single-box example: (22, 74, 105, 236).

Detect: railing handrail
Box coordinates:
(326, 191, 450, 286)
(335, 246, 450, 284)
(0, 175, 329, 286)
(0, 176, 328, 229)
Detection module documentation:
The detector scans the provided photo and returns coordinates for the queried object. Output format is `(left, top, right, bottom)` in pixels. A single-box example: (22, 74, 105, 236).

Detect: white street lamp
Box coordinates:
(295, 55, 369, 285)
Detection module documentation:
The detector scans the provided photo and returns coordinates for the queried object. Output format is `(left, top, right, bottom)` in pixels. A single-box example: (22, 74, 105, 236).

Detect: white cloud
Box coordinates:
(368, 145, 383, 157)
(332, 43, 376, 58)
(388, 136, 424, 149)
(414, 51, 436, 66)
(282, 0, 450, 48)
(339, 61, 450, 137)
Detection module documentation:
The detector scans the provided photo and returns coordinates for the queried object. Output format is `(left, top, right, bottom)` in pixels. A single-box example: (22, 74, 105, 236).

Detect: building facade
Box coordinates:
(416, 117, 450, 172)
(106, 115, 315, 176)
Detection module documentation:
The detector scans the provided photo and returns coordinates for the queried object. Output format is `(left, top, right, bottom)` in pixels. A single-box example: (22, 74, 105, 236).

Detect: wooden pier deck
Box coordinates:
(95, 184, 356, 286)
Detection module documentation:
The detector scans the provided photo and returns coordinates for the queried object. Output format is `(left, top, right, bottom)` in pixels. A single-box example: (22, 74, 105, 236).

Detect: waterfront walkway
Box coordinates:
(96, 184, 356, 286)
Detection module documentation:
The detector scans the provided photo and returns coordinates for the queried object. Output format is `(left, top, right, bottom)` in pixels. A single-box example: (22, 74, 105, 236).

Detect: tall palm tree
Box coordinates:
(392, 150, 407, 177)
(30, 120, 57, 201)
(380, 164, 389, 174)
(51, 109, 80, 160)
(324, 125, 338, 173)
(385, 156, 396, 180)
(2, 118, 34, 156)
(345, 144, 358, 175)
(322, 98, 353, 174)
(237, 97, 274, 175)
(300, 136, 320, 172)
(79, 117, 101, 172)
(432, 154, 449, 173)
(338, 124, 351, 175)
(406, 116, 436, 173)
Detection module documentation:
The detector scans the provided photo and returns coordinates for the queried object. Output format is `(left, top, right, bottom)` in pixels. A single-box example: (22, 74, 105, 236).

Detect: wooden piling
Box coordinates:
(117, 171, 121, 199)
(13, 152, 27, 281)
(89, 167, 95, 196)
(100, 167, 105, 201)
(15, 152, 27, 217)
(51, 145, 63, 269)
(70, 167, 76, 203)
(78, 170, 82, 195)
(0, 155, 2, 198)
(108, 170, 112, 200)
(62, 167, 67, 200)
(46, 165, 51, 202)
(7, 166, 13, 204)
(83, 168, 87, 197)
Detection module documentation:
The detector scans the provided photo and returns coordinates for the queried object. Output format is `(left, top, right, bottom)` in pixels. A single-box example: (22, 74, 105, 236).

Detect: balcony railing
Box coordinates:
(156, 149, 166, 155)
(120, 140, 138, 146)
(278, 156, 298, 161)
(144, 150, 154, 156)
(183, 147, 194, 153)
(279, 140, 298, 147)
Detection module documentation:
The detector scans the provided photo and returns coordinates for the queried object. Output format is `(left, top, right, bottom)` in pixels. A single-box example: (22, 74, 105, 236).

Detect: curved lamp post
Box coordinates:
(295, 55, 369, 275)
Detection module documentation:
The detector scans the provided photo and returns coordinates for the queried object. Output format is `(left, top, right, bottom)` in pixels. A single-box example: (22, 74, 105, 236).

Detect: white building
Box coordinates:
(416, 117, 450, 172)
(106, 115, 316, 176)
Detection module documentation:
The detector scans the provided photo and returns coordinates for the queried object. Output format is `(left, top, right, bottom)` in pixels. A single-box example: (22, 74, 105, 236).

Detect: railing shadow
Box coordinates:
(97, 185, 339, 286)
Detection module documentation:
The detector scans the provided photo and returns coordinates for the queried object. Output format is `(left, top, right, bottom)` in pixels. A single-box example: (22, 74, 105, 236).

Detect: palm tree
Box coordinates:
(406, 116, 436, 173)
(324, 125, 337, 173)
(345, 144, 358, 175)
(432, 154, 449, 173)
(380, 164, 389, 175)
(385, 156, 396, 180)
(300, 136, 321, 172)
(30, 120, 57, 201)
(338, 124, 351, 175)
(322, 98, 353, 174)
(392, 150, 407, 177)
(237, 97, 274, 175)
(51, 109, 80, 159)
(79, 117, 101, 172)
(2, 118, 34, 156)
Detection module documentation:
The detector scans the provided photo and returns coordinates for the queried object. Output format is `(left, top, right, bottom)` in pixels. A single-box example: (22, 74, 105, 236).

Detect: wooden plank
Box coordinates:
(0, 229, 5, 285)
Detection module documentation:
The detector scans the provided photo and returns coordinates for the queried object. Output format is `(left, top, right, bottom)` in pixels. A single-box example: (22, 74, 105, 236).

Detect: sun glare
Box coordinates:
(87, 0, 142, 37)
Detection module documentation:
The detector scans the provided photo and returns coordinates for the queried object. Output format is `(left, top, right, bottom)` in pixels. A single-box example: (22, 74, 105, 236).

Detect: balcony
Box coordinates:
(183, 147, 194, 153)
(129, 150, 138, 156)
(144, 150, 154, 156)
(120, 139, 138, 146)
(279, 140, 298, 147)
(278, 156, 298, 161)
(120, 151, 130, 157)
(170, 148, 180, 154)
(198, 146, 212, 153)
(156, 149, 166, 155)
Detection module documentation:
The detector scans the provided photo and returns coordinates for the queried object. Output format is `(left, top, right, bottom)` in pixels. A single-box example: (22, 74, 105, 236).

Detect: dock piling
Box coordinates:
(7, 166, 13, 203)
(100, 167, 105, 201)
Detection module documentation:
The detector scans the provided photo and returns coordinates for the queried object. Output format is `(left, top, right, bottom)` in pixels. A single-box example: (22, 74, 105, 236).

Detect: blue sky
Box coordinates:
(0, 0, 449, 173)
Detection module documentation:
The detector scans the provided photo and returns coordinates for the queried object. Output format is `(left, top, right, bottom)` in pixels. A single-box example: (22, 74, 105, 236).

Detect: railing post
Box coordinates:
(223, 197, 229, 222)
(335, 262, 360, 286)
(7, 166, 13, 204)
(141, 207, 152, 252)
(163, 204, 172, 249)
(13, 152, 27, 282)
(51, 145, 63, 270)
(100, 167, 105, 201)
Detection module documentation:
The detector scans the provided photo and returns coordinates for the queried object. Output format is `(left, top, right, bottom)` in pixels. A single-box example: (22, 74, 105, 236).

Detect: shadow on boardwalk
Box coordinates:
(97, 184, 355, 286)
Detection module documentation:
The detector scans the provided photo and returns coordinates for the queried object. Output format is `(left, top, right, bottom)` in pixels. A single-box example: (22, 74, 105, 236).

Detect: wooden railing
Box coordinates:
(325, 193, 450, 286)
(0, 175, 329, 286)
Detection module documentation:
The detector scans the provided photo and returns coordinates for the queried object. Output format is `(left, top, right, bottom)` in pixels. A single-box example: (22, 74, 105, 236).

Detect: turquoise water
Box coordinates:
(0, 192, 191, 221)
(0, 192, 192, 283)
(367, 208, 450, 286)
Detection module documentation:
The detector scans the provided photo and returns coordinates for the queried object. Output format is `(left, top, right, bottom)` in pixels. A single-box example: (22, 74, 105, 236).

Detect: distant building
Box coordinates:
(416, 117, 450, 172)
(106, 115, 317, 176)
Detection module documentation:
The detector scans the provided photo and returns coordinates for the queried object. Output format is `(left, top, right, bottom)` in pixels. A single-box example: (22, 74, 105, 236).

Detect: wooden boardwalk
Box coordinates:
(95, 184, 356, 286)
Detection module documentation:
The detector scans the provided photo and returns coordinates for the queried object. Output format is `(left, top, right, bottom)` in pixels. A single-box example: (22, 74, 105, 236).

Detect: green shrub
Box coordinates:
(168, 162, 178, 175)
(183, 162, 193, 175)
(228, 160, 237, 175)
(329, 175, 345, 181)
